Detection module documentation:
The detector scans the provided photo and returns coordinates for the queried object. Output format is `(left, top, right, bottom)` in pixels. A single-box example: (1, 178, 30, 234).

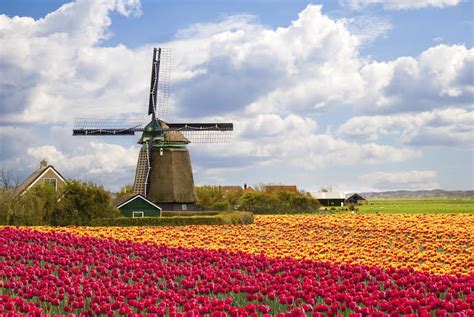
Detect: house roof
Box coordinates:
(243, 186, 255, 193)
(220, 186, 243, 192)
(265, 185, 298, 193)
(16, 165, 66, 195)
(311, 192, 346, 199)
(115, 194, 162, 210)
(345, 193, 366, 200)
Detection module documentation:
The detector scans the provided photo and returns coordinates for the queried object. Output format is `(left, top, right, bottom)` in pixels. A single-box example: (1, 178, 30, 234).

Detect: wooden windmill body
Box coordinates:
(73, 48, 233, 211)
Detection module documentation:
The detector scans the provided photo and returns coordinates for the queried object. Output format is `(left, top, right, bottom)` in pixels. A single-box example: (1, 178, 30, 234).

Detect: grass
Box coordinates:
(353, 198, 474, 214)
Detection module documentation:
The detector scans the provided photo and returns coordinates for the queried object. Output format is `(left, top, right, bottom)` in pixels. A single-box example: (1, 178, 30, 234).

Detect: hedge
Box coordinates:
(90, 211, 254, 227)
(161, 210, 221, 217)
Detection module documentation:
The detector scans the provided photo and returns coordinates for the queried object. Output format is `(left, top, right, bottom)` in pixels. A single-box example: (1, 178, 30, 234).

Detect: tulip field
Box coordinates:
(1, 214, 473, 316)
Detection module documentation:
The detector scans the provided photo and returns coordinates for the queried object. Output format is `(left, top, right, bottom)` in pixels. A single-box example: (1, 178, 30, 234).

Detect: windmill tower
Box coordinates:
(73, 48, 233, 211)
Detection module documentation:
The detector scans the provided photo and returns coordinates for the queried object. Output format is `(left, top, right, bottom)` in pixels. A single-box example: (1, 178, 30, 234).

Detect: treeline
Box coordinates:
(196, 186, 320, 214)
(0, 181, 119, 226)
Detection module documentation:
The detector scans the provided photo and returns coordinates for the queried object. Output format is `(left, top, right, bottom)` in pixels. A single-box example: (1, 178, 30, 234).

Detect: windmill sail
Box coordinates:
(73, 118, 142, 136)
(148, 48, 171, 118)
(166, 123, 233, 143)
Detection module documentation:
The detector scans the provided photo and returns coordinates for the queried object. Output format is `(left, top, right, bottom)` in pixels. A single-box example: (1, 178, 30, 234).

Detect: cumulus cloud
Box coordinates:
(27, 142, 138, 190)
(341, 0, 461, 10)
(359, 170, 439, 190)
(360, 45, 473, 113)
(0, 0, 145, 124)
(166, 5, 366, 116)
(337, 107, 474, 148)
(1, 1, 471, 190)
(191, 113, 421, 172)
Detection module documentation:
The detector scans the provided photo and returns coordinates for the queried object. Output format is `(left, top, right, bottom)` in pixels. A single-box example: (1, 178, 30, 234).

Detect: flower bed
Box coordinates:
(37, 214, 473, 275)
(0, 227, 472, 316)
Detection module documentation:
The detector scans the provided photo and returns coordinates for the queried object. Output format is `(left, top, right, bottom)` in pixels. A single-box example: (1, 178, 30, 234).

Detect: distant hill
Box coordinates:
(359, 189, 474, 199)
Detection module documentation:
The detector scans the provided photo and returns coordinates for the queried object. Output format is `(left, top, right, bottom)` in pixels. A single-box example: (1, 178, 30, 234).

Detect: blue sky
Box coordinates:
(0, 0, 473, 192)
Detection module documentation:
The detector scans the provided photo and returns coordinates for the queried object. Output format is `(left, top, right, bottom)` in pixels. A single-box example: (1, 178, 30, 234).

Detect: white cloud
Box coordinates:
(0, 0, 145, 124)
(359, 170, 439, 190)
(337, 107, 474, 148)
(343, 15, 392, 45)
(359, 45, 473, 113)
(192, 113, 421, 172)
(27, 142, 138, 190)
(166, 5, 366, 116)
(1, 3, 471, 123)
(0, 1, 471, 191)
(341, 0, 461, 10)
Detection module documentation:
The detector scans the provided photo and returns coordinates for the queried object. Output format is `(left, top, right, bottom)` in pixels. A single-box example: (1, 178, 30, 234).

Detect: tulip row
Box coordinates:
(38, 214, 474, 275)
(0, 227, 472, 316)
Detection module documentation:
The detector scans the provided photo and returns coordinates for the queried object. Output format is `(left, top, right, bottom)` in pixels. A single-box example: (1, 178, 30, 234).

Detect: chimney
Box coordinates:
(40, 159, 48, 169)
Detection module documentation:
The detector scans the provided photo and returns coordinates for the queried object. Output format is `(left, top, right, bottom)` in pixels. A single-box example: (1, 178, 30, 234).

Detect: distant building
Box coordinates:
(114, 194, 162, 218)
(264, 185, 298, 194)
(345, 193, 367, 205)
(16, 160, 66, 195)
(219, 186, 243, 194)
(312, 192, 346, 206)
(243, 186, 255, 193)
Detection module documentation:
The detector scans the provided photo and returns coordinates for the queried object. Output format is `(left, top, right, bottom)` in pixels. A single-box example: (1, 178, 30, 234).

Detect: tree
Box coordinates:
(239, 192, 282, 214)
(224, 188, 243, 210)
(52, 181, 120, 226)
(195, 186, 225, 210)
(0, 168, 20, 190)
(9, 183, 58, 226)
(116, 184, 134, 198)
(239, 190, 320, 214)
(0, 189, 17, 225)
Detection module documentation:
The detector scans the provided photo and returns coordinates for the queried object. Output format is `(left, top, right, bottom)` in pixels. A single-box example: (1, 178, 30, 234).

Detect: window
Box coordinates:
(182, 204, 187, 211)
(44, 178, 57, 190)
(132, 211, 144, 218)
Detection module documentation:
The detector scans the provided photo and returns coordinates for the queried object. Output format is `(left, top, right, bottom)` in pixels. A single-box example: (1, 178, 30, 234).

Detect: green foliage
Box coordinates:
(91, 211, 254, 226)
(195, 186, 225, 210)
(0, 180, 120, 226)
(116, 184, 134, 199)
(239, 191, 282, 214)
(209, 200, 231, 211)
(0, 189, 17, 225)
(0, 184, 58, 226)
(52, 180, 120, 226)
(239, 191, 320, 214)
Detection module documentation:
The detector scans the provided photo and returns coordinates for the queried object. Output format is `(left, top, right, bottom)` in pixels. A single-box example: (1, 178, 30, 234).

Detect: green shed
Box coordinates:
(115, 194, 162, 218)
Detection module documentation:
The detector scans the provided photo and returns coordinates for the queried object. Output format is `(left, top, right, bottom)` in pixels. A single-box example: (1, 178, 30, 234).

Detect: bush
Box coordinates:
(195, 186, 243, 211)
(10, 184, 58, 226)
(91, 211, 254, 227)
(0, 189, 17, 225)
(0, 184, 58, 226)
(239, 192, 282, 214)
(209, 200, 231, 211)
(196, 186, 224, 210)
(52, 181, 120, 226)
(239, 191, 320, 214)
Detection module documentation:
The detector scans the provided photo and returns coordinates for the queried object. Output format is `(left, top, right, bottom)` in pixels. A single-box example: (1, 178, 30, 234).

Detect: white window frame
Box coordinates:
(132, 211, 144, 218)
(182, 204, 187, 211)
(44, 178, 57, 191)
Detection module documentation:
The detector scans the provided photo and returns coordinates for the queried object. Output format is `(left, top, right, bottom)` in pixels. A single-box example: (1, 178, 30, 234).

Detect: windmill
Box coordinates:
(73, 48, 233, 211)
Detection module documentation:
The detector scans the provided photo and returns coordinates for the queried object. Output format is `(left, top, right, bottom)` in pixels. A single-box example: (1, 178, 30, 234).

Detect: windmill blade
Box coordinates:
(148, 47, 171, 118)
(166, 123, 233, 143)
(73, 118, 142, 136)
